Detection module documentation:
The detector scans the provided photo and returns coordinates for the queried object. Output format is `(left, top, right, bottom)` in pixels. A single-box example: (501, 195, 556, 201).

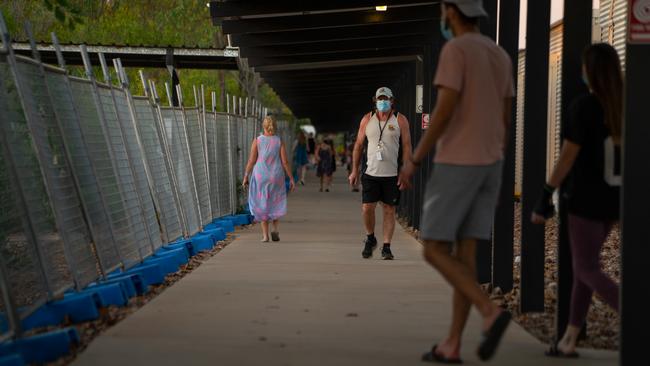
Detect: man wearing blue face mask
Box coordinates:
(349, 87, 412, 260)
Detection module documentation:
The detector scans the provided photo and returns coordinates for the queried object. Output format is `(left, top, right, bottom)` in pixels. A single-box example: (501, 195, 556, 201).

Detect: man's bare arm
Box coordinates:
(398, 114, 413, 165)
(351, 113, 371, 174)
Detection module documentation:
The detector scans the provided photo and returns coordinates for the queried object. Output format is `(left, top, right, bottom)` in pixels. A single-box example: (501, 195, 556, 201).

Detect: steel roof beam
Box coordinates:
(239, 35, 433, 58)
(210, 1, 438, 20)
(230, 20, 435, 46)
(251, 51, 421, 69)
(221, 5, 437, 34)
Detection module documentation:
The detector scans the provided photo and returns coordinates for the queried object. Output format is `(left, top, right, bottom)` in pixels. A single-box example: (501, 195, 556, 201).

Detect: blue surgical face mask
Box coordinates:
(376, 100, 391, 112)
(440, 18, 453, 41)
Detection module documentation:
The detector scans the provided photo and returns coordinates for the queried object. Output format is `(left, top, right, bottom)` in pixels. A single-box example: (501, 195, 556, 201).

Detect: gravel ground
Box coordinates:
(41, 225, 252, 366)
(399, 203, 620, 351)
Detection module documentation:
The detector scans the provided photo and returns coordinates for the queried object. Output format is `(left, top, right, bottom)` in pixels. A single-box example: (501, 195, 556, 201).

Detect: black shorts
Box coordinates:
(362, 174, 400, 206)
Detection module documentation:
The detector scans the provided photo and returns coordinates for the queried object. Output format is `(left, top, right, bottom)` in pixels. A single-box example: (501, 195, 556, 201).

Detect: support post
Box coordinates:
(166, 48, 180, 106)
(476, 0, 498, 285)
(492, 0, 521, 293)
(555, 0, 592, 341)
(621, 7, 650, 363)
(520, 0, 551, 313)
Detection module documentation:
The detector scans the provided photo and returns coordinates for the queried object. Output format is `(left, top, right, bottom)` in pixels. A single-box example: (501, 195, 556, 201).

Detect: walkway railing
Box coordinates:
(0, 18, 292, 350)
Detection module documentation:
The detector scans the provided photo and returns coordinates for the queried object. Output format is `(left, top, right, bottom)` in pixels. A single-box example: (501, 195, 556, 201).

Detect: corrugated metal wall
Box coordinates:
(600, 0, 628, 67)
(514, 2, 625, 197)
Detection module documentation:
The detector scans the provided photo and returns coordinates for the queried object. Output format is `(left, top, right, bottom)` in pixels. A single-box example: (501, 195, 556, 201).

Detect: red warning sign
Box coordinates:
(629, 0, 650, 44)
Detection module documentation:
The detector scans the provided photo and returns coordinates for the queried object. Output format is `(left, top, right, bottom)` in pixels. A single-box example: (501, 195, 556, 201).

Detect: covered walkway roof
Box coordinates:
(210, 0, 440, 129)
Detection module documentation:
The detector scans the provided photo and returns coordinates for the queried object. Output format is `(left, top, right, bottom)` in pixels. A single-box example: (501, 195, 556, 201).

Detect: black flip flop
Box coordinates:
(421, 345, 463, 364)
(477, 310, 512, 361)
(545, 344, 580, 358)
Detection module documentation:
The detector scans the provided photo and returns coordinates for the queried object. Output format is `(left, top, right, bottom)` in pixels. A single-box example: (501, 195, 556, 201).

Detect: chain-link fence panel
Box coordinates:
(112, 88, 161, 251)
(0, 60, 49, 335)
(216, 113, 234, 216)
(175, 108, 203, 232)
(68, 78, 137, 269)
(132, 97, 183, 243)
(97, 85, 152, 260)
(184, 108, 211, 226)
(44, 68, 121, 279)
(7, 56, 89, 295)
(159, 108, 201, 236)
(236, 116, 245, 188)
(205, 111, 221, 219)
(228, 115, 240, 213)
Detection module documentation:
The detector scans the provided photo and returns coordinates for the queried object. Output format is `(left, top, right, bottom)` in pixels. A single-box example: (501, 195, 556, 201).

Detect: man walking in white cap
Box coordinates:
(349, 87, 412, 260)
(400, 0, 514, 362)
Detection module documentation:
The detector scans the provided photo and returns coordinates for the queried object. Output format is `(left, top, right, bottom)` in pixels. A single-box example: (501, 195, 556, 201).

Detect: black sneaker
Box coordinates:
(362, 237, 377, 258)
(381, 246, 394, 260)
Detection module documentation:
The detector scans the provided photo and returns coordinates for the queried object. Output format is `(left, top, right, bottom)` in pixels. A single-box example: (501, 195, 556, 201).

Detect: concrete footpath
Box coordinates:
(74, 174, 617, 366)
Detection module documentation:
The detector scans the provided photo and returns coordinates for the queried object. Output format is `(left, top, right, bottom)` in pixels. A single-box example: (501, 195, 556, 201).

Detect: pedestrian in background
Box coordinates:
(244, 116, 295, 242)
(532, 43, 623, 359)
(349, 87, 412, 261)
(307, 132, 317, 168)
(316, 137, 334, 192)
(292, 131, 309, 186)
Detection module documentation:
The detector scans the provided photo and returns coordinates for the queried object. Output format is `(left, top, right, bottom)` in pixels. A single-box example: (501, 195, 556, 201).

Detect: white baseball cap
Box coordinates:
(443, 0, 488, 18)
(375, 87, 394, 99)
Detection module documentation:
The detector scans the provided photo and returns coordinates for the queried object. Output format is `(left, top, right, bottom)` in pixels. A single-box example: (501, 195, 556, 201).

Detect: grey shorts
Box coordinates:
(420, 161, 503, 242)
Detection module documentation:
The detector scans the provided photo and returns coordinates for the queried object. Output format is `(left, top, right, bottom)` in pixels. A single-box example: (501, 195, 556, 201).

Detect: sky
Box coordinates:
(517, 0, 601, 48)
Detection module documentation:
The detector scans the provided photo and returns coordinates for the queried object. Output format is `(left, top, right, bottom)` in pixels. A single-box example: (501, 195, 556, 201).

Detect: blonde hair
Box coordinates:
(262, 117, 276, 135)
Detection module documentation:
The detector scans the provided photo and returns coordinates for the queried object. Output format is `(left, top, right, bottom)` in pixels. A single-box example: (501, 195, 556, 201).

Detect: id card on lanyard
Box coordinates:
(376, 117, 389, 161)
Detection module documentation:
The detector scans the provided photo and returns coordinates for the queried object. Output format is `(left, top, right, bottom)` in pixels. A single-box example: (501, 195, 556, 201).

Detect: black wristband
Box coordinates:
(534, 184, 555, 219)
(543, 183, 555, 194)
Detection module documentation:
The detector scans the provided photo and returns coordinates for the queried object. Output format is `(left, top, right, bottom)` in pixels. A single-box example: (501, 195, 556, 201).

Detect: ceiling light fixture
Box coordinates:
(375, 5, 388, 11)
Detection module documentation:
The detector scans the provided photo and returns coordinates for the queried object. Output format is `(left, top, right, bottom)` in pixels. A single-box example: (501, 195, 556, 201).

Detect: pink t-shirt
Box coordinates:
(433, 33, 514, 165)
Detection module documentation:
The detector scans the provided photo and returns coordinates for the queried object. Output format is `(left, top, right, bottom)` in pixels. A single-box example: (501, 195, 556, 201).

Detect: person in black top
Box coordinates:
(307, 132, 316, 168)
(531, 43, 623, 358)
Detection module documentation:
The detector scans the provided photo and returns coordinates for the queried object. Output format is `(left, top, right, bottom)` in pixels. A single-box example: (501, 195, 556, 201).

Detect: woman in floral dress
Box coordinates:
(243, 117, 295, 242)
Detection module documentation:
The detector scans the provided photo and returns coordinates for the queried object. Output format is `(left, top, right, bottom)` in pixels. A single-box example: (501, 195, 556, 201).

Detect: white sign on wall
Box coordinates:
(416, 84, 423, 113)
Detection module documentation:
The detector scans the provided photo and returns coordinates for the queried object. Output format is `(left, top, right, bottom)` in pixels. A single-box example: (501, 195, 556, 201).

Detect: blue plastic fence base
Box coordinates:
(190, 235, 214, 255)
(105, 273, 146, 296)
(22, 292, 100, 331)
(0, 315, 9, 334)
(127, 263, 165, 286)
(78, 282, 128, 308)
(163, 240, 192, 259)
(0, 327, 78, 364)
(143, 249, 187, 275)
(0, 354, 24, 366)
(221, 216, 242, 226)
(223, 214, 251, 226)
(209, 220, 235, 233)
(201, 227, 226, 242)
(56, 292, 102, 324)
(94, 275, 138, 298)
(156, 247, 189, 266)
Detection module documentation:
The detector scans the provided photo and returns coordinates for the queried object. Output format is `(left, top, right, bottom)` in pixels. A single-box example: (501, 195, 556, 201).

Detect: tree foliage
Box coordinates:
(0, 0, 292, 115)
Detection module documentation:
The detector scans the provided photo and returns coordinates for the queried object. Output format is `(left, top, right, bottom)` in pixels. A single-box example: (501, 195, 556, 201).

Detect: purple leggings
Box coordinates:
(568, 214, 619, 327)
